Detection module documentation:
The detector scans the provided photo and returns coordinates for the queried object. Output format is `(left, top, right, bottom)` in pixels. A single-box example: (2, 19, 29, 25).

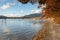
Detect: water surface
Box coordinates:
(0, 19, 44, 40)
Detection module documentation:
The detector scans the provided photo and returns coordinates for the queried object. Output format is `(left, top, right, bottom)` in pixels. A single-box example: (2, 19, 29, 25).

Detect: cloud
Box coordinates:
(0, 0, 2, 2)
(0, 2, 16, 10)
(4, 13, 22, 17)
(31, 9, 42, 13)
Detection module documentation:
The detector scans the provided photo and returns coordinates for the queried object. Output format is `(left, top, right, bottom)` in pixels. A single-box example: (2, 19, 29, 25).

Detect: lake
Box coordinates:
(0, 19, 44, 40)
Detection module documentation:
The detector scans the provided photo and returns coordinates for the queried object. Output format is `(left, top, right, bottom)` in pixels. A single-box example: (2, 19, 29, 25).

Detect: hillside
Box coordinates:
(22, 13, 43, 19)
(0, 15, 7, 19)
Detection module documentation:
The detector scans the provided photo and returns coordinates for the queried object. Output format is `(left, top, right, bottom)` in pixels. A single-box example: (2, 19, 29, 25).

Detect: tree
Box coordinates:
(18, 0, 60, 40)
(18, 0, 60, 23)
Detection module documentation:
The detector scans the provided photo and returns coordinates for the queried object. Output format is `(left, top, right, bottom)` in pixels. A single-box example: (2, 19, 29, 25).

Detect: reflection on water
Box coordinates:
(0, 19, 44, 40)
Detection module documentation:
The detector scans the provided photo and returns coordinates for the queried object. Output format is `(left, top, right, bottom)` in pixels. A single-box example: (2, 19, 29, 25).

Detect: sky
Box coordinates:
(0, 0, 43, 17)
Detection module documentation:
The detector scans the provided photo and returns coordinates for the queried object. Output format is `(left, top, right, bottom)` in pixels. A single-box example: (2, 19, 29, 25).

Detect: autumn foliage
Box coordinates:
(18, 0, 60, 40)
(18, 0, 60, 23)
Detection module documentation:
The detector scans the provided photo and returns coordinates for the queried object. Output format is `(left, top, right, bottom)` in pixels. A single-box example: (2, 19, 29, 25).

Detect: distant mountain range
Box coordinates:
(0, 13, 43, 19)
(22, 13, 43, 18)
(0, 15, 21, 19)
(0, 15, 7, 19)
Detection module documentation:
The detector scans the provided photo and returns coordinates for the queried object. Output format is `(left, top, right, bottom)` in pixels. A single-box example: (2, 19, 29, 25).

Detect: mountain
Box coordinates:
(0, 13, 43, 19)
(0, 15, 7, 19)
(22, 13, 43, 18)
(0, 15, 21, 19)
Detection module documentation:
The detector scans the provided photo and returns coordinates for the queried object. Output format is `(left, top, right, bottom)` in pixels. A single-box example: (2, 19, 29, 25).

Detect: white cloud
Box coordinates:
(0, 2, 16, 10)
(31, 9, 42, 13)
(4, 14, 22, 17)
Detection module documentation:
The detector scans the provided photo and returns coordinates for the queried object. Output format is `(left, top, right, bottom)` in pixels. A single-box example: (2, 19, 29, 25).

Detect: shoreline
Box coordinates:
(33, 17, 60, 40)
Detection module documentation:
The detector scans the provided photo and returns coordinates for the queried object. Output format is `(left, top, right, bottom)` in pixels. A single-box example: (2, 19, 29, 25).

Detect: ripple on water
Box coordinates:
(0, 19, 44, 40)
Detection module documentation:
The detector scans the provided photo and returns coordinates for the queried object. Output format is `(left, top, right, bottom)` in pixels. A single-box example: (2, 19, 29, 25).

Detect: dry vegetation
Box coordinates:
(18, 0, 60, 23)
(33, 20, 60, 40)
(18, 0, 60, 40)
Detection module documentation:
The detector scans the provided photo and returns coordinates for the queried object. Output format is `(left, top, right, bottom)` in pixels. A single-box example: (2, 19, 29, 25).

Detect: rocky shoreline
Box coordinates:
(33, 18, 60, 40)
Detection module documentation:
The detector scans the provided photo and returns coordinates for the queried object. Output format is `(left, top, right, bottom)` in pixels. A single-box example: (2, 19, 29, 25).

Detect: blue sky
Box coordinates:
(0, 0, 43, 17)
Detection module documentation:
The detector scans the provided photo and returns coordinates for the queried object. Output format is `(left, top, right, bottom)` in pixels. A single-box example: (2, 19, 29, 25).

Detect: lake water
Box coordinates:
(0, 19, 44, 40)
